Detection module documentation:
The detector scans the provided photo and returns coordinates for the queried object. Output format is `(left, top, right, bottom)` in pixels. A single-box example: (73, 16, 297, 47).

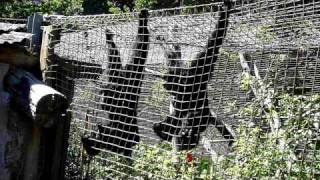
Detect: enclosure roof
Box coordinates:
(0, 31, 32, 45)
(0, 22, 26, 33)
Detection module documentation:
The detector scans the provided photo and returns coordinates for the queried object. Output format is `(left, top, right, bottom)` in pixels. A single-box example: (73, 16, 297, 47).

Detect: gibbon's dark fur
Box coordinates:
(82, 9, 149, 157)
(153, 2, 233, 150)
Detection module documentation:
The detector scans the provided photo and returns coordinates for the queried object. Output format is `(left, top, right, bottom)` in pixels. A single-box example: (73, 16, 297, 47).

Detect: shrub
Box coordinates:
(0, 0, 83, 18)
(222, 69, 320, 179)
(134, 0, 156, 11)
(146, 79, 170, 109)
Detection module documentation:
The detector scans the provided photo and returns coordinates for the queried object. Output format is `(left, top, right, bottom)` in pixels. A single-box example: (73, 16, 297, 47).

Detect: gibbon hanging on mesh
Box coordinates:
(82, 9, 150, 157)
(153, 1, 234, 150)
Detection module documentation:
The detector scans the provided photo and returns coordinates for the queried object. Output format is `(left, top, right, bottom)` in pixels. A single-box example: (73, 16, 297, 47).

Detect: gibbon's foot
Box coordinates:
(81, 136, 100, 157)
(153, 122, 172, 142)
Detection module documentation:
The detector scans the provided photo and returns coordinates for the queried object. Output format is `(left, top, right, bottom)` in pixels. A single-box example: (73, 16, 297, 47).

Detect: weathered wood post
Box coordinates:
(4, 69, 68, 180)
(40, 25, 71, 180)
(1, 15, 69, 180)
(40, 25, 55, 80)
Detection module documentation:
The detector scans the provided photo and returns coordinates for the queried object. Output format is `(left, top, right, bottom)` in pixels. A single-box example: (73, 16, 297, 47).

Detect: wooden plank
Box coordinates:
(0, 31, 32, 44)
(40, 26, 52, 80)
(39, 26, 69, 180)
(49, 112, 70, 180)
(41, 26, 61, 85)
(23, 126, 41, 180)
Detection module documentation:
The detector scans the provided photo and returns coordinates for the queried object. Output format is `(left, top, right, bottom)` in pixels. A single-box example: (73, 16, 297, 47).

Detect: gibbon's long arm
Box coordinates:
(123, 8, 150, 99)
(153, 2, 233, 150)
(153, 39, 184, 142)
(105, 30, 123, 84)
(82, 9, 150, 157)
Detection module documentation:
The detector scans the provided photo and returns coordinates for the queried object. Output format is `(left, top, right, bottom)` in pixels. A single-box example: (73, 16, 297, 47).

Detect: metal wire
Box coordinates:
(43, 1, 320, 179)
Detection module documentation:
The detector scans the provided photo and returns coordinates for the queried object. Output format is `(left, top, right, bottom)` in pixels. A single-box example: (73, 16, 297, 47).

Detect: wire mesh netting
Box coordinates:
(44, 1, 320, 179)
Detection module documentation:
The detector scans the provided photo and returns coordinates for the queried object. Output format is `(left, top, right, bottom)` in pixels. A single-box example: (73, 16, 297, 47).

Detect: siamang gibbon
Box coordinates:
(153, 1, 234, 150)
(82, 9, 149, 157)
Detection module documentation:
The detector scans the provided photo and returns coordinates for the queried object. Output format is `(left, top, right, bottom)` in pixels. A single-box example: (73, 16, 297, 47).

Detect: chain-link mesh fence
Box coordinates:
(43, 1, 320, 179)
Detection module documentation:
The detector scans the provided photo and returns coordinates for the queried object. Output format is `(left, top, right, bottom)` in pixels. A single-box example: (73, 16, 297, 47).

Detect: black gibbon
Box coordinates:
(82, 9, 150, 157)
(153, 1, 233, 150)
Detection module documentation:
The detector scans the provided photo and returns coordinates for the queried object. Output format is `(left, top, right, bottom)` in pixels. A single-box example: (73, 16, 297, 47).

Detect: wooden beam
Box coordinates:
(39, 26, 71, 180)
(49, 112, 70, 180)
(23, 126, 41, 180)
(40, 26, 61, 84)
(40, 26, 52, 80)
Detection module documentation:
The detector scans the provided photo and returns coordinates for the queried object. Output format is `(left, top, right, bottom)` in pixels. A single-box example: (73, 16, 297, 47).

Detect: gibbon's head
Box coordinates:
(105, 29, 115, 43)
(139, 8, 149, 19)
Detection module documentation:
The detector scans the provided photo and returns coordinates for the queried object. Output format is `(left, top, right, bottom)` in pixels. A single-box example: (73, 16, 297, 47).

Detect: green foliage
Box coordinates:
(231, 22, 250, 37)
(78, 89, 94, 99)
(217, 54, 320, 179)
(0, 0, 83, 18)
(239, 72, 254, 91)
(132, 143, 215, 179)
(1, 0, 159, 17)
(107, 1, 129, 14)
(134, 0, 156, 11)
(279, 95, 320, 178)
(67, 81, 320, 179)
(47, 0, 83, 15)
(223, 94, 320, 179)
(146, 79, 170, 109)
(256, 24, 276, 44)
(65, 121, 83, 180)
(220, 48, 240, 63)
(0, 0, 219, 17)
(222, 124, 290, 179)
(66, 134, 216, 179)
(66, 114, 214, 179)
(0, 1, 38, 18)
(231, 22, 277, 44)
(87, 155, 133, 179)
